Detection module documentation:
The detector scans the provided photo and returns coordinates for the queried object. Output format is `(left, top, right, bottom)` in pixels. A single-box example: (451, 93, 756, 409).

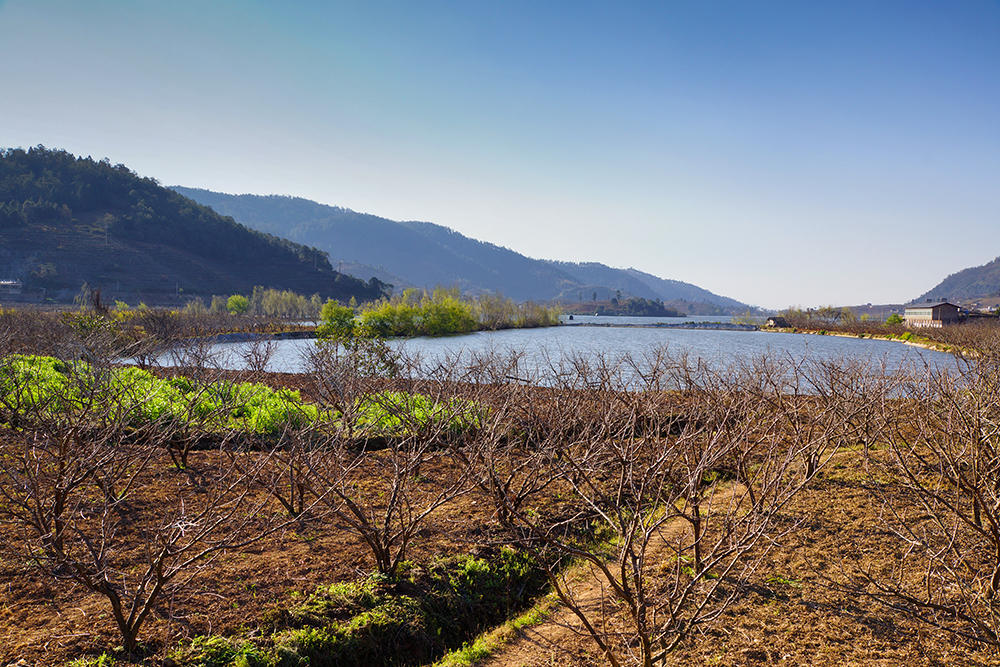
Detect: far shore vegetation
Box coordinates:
(319, 286, 560, 340)
(761, 304, 1000, 354)
(22, 283, 562, 348)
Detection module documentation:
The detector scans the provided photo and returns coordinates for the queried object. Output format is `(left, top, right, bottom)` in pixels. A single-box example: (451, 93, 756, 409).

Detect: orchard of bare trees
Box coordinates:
(2, 307, 1000, 666)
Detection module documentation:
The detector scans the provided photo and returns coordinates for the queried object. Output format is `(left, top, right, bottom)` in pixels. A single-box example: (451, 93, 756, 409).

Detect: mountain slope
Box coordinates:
(623, 268, 749, 311)
(173, 187, 751, 311)
(544, 262, 749, 314)
(0, 146, 385, 303)
(544, 261, 662, 300)
(917, 256, 1000, 303)
(171, 188, 581, 301)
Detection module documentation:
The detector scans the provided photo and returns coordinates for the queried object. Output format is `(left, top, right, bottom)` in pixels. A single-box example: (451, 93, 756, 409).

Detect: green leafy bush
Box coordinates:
(266, 550, 546, 667)
(316, 302, 356, 340)
(0, 355, 320, 435)
(350, 392, 482, 438)
(227, 294, 250, 316)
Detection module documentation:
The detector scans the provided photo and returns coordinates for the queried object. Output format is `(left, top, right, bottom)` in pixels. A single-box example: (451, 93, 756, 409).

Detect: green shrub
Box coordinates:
(169, 636, 267, 667)
(349, 287, 544, 338)
(269, 550, 546, 667)
(316, 302, 356, 340)
(227, 294, 250, 316)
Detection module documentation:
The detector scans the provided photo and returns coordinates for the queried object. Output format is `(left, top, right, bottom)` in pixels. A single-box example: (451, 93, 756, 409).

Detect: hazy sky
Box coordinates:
(2, 1, 998, 308)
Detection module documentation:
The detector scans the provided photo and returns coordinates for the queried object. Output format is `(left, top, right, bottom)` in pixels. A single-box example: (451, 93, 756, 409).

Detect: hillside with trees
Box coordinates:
(916, 255, 1000, 304)
(173, 187, 751, 312)
(547, 261, 750, 313)
(0, 146, 387, 304)
(170, 188, 581, 302)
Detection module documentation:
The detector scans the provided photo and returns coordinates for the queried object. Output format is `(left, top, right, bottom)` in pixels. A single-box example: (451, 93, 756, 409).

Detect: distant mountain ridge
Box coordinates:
(546, 261, 748, 312)
(917, 255, 1000, 303)
(172, 187, 750, 312)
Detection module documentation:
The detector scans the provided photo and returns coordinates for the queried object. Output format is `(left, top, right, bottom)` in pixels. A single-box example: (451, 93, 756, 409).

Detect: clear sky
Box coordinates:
(2, 1, 998, 309)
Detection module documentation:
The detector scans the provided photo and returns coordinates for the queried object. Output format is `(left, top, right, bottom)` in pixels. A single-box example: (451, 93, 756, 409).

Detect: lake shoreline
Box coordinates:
(760, 326, 960, 355)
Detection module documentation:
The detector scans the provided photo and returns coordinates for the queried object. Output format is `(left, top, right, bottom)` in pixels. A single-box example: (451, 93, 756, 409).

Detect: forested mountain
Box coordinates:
(917, 255, 1000, 303)
(543, 261, 663, 300)
(544, 262, 747, 313)
(171, 188, 581, 302)
(622, 267, 749, 312)
(174, 187, 750, 311)
(0, 146, 386, 304)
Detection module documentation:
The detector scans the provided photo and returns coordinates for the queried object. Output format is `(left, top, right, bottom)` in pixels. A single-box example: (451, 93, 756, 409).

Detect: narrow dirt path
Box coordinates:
(477, 560, 624, 667)
(477, 489, 741, 667)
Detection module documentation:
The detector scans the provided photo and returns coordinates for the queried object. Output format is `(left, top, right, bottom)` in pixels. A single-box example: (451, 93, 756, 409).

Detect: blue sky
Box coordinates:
(2, 1, 998, 308)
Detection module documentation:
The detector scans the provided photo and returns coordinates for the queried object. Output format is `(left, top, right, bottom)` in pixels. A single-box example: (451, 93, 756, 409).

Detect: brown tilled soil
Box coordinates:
(479, 455, 1000, 667)
(0, 449, 499, 665)
(3, 371, 1000, 666)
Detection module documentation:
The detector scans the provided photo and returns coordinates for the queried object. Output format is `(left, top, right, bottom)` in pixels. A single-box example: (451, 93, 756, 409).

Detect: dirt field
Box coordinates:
(3, 369, 1000, 666)
(472, 452, 1000, 667)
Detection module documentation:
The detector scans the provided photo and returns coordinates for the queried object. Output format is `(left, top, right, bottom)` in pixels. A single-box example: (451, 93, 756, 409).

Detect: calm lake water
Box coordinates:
(186, 315, 956, 380)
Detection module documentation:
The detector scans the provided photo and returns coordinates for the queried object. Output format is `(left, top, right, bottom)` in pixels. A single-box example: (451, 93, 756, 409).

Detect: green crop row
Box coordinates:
(0, 355, 317, 435)
(350, 391, 483, 438)
(0, 355, 483, 439)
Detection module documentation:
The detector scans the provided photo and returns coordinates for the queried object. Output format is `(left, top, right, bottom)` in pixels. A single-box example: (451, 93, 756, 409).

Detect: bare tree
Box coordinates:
(303, 335, 401, 439)
(0, 356, 286, 654)
(847, 344, 1000, 647)
(482, 353, 809, 667)
(240, 334, 278, 377)
(249, 423, 321, 520)
(166, 334, 221, 382)
(306, 387, 472, 578)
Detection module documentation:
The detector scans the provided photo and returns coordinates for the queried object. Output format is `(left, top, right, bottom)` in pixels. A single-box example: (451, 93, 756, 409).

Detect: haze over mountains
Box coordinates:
(172, 187, 750, 314)
(4, 146, 996, 312)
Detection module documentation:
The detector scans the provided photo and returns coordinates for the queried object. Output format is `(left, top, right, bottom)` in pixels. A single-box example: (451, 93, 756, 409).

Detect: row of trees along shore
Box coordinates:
(318, 286, 561, 339)
(59, 284, 561, 347)
(5, 305, 1000, 665)
(758, 304, 999, 351)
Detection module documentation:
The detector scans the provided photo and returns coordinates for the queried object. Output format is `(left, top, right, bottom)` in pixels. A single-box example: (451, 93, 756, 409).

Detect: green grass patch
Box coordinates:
(67, 654, 122, 667)
(166, 548, 547, 667)
(168, 636, 268, 667)
(430, 595, 559, 667)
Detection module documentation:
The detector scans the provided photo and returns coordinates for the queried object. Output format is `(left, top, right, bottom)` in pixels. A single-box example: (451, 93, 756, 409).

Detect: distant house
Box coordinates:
(766, 316, 789, 328)
(0, 280, 22, 295)
(904, 302, 960, 328)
